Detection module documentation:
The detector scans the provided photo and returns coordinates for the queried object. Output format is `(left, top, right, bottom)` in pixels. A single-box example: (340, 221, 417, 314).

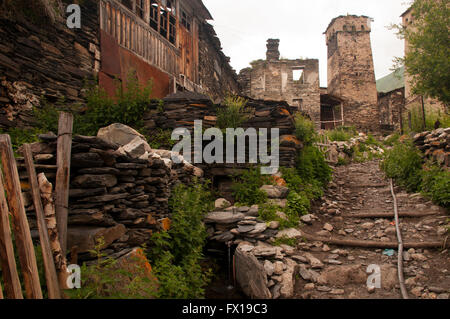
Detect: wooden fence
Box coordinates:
(0, 113, 73, 299)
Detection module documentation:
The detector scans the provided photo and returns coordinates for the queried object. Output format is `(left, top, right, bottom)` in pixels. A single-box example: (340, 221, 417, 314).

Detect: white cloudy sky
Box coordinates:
(202, 0, 412, 87)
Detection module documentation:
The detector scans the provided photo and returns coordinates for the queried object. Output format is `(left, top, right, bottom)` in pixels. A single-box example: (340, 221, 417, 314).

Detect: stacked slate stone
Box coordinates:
(205, 186, 304, 299)
(413, 128, 450, 168)
(17, 129, 201, 262)
(144, 92, 303, 175)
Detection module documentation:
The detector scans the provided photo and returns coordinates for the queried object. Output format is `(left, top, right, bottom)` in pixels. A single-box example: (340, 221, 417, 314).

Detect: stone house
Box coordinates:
(238, 39, 321, 128)
(0, 0, 239, 131)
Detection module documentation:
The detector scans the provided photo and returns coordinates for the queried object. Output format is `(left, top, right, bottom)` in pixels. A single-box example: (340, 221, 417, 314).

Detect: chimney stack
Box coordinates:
(266, 39, 280, 61)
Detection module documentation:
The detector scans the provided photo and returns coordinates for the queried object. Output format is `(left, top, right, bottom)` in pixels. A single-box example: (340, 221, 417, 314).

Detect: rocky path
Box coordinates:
(293, 160, 450, 299)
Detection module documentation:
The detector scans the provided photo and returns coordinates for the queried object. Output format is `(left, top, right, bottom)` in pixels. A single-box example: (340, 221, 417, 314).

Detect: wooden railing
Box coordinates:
(99, 0, 179, 77)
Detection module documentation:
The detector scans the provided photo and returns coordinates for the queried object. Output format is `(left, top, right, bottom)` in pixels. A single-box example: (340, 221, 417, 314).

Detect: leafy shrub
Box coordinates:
(294, 113, 316, 145)
(326, 126, 356, 142)
(381, 139, 423, 192)
(147, 180, 213, 298)
(383, 133, 401, 147)
(257, 203, 298, 229)
(66, 238, 157, 299)
(216, 95, 250, 130)
(296, 145, 332, 188)
(285, 191, 310, 217)
(146, 129, 176, 150)
(232, 167, 272, 205)
(421, 165, 450, 208)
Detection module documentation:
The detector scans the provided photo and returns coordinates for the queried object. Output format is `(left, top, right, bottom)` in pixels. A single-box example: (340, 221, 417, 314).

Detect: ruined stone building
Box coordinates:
(376, 66, 406, 131)
(0, 0, 239, 131)
(324, 15, 380, 132)
(238, 39, 321, 128)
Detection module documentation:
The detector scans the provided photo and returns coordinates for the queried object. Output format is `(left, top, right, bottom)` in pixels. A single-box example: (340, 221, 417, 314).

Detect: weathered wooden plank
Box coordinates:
(0, 281, 3, 299)
(38, 173, 69, 290)
(0, 166, 23, 299)
(23, 144, 61, 299)
(0, 134, 42, 299)
(55, 112, 73, 256)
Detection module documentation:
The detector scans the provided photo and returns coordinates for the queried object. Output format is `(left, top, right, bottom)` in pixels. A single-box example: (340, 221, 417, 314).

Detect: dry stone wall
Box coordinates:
(144, 93, 304, 176)
(0, 1, 99, 130)
(413, 128, 450, 168)
(18, 130, 202, 262)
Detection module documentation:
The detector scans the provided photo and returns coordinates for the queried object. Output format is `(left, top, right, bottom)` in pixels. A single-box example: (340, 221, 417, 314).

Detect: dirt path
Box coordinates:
(293, 160, 450, 299)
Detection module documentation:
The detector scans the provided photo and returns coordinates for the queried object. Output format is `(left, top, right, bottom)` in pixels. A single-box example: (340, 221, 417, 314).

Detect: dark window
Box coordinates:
(136, 0, 145, 19)
(351, 25, 356, 32)
(361, 25, 365, 31)
(121, 0, 133, 10)
(160, 7, 168, 38)
(150, 0, 159, 30)
(169, 15, 176, 44)
(343, 25, 347, 31)
(182, 10, 191, 32)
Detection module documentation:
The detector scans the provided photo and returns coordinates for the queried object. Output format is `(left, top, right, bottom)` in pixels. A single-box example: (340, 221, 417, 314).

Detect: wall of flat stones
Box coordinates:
(413, 128, 450, 168)
(0, 1, 99, 131)
(18, 135, 201, 261)
(143, 95, 304, 177)
(198, 22, 240, 102)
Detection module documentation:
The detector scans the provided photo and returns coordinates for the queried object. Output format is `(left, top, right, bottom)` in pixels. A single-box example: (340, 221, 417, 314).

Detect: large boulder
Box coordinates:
(260, 185, 290, 199)
(67, 224, 126, 254)
(235, 243, 271, 299)
(97, 123, 146, 146)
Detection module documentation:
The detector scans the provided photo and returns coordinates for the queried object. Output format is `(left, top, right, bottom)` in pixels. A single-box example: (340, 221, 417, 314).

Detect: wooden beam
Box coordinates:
(0, 166, 23, 299)
(0, 134, 42, 299)
(342, 211, 439, 219)
(55, 112, 73, 256)
(23, 144, 62, 299)
(38, 173, 69, 291)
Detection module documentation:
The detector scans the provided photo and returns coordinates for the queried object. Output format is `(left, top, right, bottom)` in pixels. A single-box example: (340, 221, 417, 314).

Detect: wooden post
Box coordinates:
(0, 168, 23, 299)
(23, 144, 62, 299)
(55, 112, 73, 256)
(408, 111, 412, 131)
(38, 173, 69, 290)
(0, 134, 42, 299)
(0, 280, 3, 299)
(421, 96, 426, 130)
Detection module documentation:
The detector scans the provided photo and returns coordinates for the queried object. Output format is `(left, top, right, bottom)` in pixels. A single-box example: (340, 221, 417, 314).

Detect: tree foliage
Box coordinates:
(395, 0, 450, 105)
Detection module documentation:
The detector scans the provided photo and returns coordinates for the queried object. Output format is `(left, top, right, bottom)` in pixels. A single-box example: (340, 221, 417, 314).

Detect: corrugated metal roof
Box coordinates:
(376, 66, 405, 93)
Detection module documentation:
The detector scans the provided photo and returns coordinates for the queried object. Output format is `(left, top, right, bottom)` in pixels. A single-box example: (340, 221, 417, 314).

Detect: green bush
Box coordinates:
(66, 238, 157, 299)
(216, 95, 250, 130)
(421, 165, 450, 208)
(257, 203, 298, 229)
(381, 139, 423, 192)
(285, 191, 310, 217)
(232, 167, 272, 205)
(326, 126, 356, 142)
(146, 180, 213, 299)
(296, 145, 332, 188)
(146, 129, 176, 150)
(294, 113, 316, 145)
(383, 133, 401, 147)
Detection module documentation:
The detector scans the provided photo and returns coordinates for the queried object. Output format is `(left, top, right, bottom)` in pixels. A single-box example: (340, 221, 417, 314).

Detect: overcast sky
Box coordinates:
(202, 0, 412, 87)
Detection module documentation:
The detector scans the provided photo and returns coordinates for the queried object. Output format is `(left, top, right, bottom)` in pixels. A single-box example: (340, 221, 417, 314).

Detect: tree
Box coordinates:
(395, 0, 450, 106)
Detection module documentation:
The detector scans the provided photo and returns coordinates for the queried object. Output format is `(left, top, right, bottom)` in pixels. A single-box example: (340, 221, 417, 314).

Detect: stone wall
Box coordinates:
(143, 92, 303, 178)
(18, 128, 201, 262)
(413, 128, 450, 168)
(325, 16, 379, 132)
(238, 40, 320, 128)
(198, 22, 240, 102)
(0, 1, 99, 131)
(378, 88, 406, 132)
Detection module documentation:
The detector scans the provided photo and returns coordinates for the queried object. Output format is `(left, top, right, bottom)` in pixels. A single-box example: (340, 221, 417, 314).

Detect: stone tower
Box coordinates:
(325, 15, 379, 131)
